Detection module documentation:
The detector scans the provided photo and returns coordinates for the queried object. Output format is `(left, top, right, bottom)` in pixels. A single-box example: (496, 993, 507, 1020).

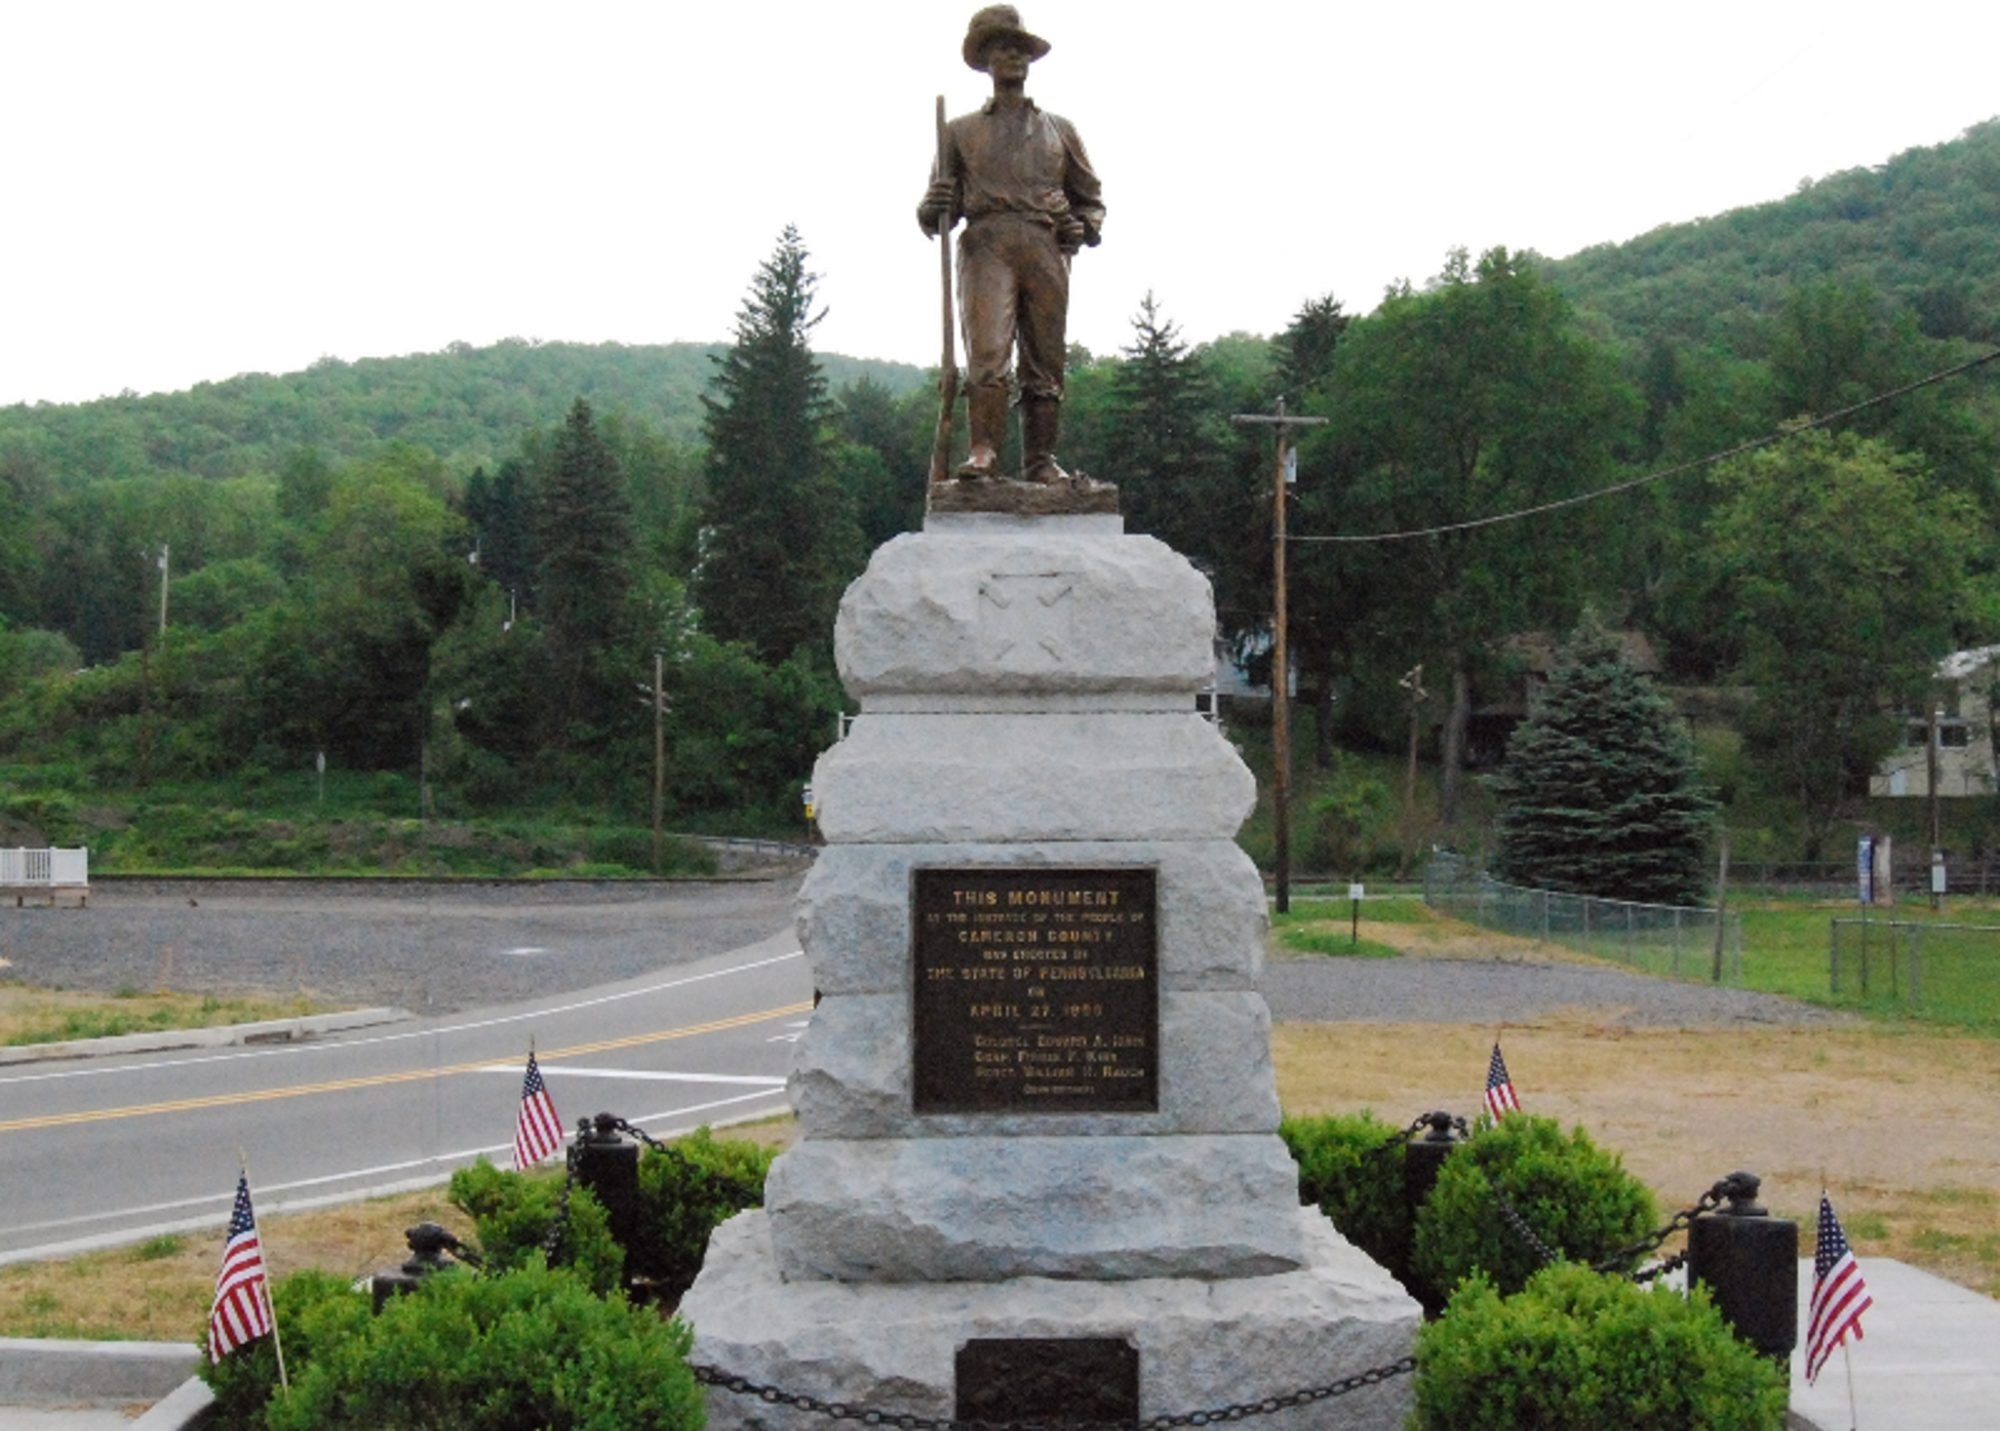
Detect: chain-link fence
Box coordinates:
(1829, 918, 2000, 1026)
(1423, 853, 1742, 984)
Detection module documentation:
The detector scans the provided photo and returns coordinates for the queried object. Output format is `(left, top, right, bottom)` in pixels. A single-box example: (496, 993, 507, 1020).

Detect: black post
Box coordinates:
(1403, 1112, 1464, 1316)
(1686, 1171, 1799, 1369)
(575, 1112, 643, 1270)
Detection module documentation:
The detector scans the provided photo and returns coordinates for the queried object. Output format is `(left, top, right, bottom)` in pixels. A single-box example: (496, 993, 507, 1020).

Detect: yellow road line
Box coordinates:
(0, 1002, 812, 1136)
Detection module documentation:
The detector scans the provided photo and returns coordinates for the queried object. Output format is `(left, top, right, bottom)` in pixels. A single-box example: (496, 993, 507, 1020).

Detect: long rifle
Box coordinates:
(928, 94, 959, 485)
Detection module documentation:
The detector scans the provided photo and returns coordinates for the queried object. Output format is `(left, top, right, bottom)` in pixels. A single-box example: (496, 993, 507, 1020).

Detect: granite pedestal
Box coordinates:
(680, 513, 1419, 1427)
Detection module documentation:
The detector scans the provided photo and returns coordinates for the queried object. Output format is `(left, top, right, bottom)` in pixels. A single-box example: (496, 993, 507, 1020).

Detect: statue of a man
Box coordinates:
(918, 6, 1104, 484)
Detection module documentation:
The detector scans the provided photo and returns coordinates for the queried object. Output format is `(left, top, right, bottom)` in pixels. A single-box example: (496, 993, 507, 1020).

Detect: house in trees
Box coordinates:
(1464, 629, 1663, 768)
(1869, 645, 2000, 798)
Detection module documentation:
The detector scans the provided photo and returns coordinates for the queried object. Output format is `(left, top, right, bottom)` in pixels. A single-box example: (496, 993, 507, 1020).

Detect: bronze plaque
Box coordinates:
(956, 1338, 1139, 1423)
(912, 867, 1157, 1114)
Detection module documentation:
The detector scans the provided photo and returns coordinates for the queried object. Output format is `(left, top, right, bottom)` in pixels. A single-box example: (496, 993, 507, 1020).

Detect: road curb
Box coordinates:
(0, 1008, 411, 1067)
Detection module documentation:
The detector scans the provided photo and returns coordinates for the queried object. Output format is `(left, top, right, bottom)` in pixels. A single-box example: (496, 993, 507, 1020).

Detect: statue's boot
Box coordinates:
(1021, 397, 1070, 484)
(956, 385, 1009, 480)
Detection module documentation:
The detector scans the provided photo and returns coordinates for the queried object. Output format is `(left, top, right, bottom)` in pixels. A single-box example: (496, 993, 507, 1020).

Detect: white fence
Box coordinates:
(0, 848, 90, 905)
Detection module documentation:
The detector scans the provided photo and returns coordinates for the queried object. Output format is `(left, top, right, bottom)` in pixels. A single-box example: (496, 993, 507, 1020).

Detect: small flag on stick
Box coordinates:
(1806, 1191, 1873, 1385)
(1483, 1041, 1521, 1119)
(514, 1049, 563, 1171)
(207, 1172, 274, 1362)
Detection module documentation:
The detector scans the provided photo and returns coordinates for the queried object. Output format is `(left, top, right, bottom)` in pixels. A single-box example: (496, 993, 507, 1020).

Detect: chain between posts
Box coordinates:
(689, 1356, 1417, 1429)
(539, 1121, 586, 1262)
(1492, 1176, 1734, 1282)
(1367, 1110, 1466, 1164)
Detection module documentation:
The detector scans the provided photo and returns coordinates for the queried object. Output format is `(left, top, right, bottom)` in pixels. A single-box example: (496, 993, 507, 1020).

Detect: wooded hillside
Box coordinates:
(5, 117, 2000, 869)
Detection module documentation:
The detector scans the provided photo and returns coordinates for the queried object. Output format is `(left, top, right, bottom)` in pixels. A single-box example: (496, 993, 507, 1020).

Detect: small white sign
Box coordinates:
(1348, 883, 1365, 901)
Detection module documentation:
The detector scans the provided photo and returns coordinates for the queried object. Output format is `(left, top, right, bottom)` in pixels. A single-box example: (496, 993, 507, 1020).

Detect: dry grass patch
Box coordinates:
(0, 1189, 469, 1342)
(0, 980, 335, 1047)
(0, 1117, 800, 1341)
(1275, 1018, 2000, 1296)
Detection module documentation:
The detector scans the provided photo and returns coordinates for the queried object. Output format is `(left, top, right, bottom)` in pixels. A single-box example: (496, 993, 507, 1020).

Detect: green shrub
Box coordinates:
(260, 1263, 702, 1431)
(447, 1158, 624, 1296)
(1279, 1112, 1410, 1283)
(1414, 1114, 1657, 1298)
(1412, 1263, 1788, 1429)
(630, 1127, 777, 1296)
(199, 1268, 373, 1429)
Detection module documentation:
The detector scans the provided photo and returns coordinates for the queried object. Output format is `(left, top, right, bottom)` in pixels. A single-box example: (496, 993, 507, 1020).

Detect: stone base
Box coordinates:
(682, 1209, 1420, 1430)
(764, 1134, 1307, 1282)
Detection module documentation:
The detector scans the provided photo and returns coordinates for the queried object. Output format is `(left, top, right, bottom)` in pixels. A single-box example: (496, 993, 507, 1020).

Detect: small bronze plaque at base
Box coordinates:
(956, 1338, 1139, 1423)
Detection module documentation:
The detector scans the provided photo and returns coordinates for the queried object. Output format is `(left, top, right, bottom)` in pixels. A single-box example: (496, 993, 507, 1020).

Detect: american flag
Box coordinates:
(207, 1173, 273, 1361)
(514, 1050, 563, 1171)
(1806, 1192, 1873, 1384)
(1484, 1041, 1522, 1119)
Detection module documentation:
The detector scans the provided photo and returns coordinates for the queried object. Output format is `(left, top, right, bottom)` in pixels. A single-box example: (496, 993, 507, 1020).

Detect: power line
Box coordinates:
(1290, 346, 2000, 545)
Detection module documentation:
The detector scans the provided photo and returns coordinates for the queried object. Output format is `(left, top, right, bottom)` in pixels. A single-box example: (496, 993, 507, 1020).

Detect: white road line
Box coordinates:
(0, 948, 806, 1088)
(484, 1065, 786, 1086)
(0, 1087, 790, 1265)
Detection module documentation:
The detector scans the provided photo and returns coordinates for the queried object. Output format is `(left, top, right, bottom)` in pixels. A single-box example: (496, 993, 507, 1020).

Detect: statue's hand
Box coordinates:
(917, 181, 957, 237)
(1054, 214, 1089, 255)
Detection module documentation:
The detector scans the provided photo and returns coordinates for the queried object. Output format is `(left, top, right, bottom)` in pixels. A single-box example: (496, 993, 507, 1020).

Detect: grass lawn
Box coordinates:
(0, 980, 329, 1048)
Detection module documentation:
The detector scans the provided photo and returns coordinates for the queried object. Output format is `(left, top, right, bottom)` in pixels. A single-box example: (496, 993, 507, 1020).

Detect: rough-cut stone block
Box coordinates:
(681, 1210, 1420, 1431)
(813, 713, 1255, 844)
(834, 522, 1215, 700)
(763, 1134, 1307, 1282)
(790, 990, 1279, 1139)
(797, 840, 1267, 995)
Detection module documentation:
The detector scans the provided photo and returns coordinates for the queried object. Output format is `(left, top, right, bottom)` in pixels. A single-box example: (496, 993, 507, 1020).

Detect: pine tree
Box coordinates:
(1491, 615, 1714, 905)
(1108, 292, 1221, 558)
(533, 397, 635, 741)
(694, 226, 860, 663)
(1274, 293, 1348, 403)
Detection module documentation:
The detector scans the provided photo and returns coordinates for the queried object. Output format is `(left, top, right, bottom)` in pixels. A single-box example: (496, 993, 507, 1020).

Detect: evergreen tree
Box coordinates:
(1108, 292, 1222, 559)
(694, 226, 860, 663)
(533, 397, 635, 742)
(1274, 293, 1348, 403)
(465, 458, 537, 609)
(1491, 615, 1714, 905)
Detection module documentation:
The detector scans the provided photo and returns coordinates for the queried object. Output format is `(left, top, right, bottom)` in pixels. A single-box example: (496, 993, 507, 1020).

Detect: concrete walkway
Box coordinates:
(1789, 1258, 1999, 1430)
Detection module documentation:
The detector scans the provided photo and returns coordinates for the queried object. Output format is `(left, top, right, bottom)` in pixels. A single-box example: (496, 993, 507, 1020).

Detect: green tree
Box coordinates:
(1708, 429, 1979, 857)
(1327, 248, 1635, 823)
(694, 226, 861, 663)
(255, 455, 472, 769)
(533, 398, 636, 746)
(1273, 293, 1348, 404)
(1491, 614, 1714, 904)
(1106, 292, 1224, 559)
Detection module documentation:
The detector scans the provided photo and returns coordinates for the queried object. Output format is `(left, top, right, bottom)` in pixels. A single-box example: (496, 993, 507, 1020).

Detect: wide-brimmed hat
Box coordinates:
(962, 6, 1051, 71)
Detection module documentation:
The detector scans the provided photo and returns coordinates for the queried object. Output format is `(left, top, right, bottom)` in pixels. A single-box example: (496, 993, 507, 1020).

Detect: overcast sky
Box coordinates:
(4, 1, 1997, 409)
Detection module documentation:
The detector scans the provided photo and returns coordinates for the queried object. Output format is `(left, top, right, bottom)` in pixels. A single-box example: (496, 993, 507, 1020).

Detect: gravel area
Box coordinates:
(1260, 951, 1855, 1028)
(0, 875, 804, 1014)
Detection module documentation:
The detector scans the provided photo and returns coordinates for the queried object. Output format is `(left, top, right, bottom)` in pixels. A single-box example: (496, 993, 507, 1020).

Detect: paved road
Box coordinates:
(0, 876, 801, 1014)
(0, 877, 1848, 1264)
(0, 879, 813, 1263)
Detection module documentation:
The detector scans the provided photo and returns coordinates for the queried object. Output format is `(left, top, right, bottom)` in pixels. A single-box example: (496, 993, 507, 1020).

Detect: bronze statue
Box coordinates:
(919, 6, 1103, 486)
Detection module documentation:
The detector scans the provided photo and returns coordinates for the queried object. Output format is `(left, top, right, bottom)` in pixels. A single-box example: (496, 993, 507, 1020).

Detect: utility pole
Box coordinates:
(1398, 664, 1428, 877)
(637, 655, 671, 874)
(653, 651, 667, 875)
(157, 543, 170, 633)
(1929, 703, 1943, 911)
(1232, 398, 1327, 915)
